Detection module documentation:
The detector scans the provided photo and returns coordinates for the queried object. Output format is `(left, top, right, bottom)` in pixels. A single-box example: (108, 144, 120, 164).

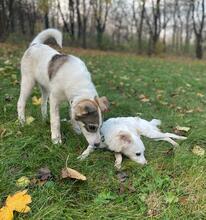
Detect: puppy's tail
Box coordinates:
(150, 119, 161, 127)
(30, 28, 62, 48)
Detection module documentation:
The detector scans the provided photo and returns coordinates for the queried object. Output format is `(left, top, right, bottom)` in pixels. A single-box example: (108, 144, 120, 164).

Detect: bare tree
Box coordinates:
(132, 0, 146, 53)
(145, 0, 162, 55)
(69, 0, 75, 40)
(191, 0, 205, 59)
(91, 0, 111, 48)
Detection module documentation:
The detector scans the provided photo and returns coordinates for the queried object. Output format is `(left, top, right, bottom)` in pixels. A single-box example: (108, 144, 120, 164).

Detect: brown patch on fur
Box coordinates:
(74, 99, 99, 125)
(118, 131, 132, 144)
(48, 54, 68, 80)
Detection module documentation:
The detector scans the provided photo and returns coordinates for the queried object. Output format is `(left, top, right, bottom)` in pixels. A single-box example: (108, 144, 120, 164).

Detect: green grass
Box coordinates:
(0, 43, 206, 219)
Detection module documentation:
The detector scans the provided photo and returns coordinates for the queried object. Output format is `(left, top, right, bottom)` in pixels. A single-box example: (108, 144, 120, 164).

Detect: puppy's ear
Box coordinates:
(118, 131, 132, 145)
(95, 96, 109, 112)
(74, 100, 97, 118)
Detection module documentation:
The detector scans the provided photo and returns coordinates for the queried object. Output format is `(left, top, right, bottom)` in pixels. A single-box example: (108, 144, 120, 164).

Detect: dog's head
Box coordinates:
(73, 97, 109, 146)
(111, 130, 147, 165)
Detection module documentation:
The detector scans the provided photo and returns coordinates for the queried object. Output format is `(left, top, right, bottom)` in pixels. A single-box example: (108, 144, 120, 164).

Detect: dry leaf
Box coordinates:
(26, 116, 35, 125)
(32, 96, 42, 106)
(0, 128, 7, 138)
(37, 167, 52, 181)
(196, 92, 204, 97)
(61, 167, 86, 181)
(0, 206, 13, 220)
(117, 171, 128, 183)
(175, 126, 190, 132)
(139, 94, 150, 102)
(6, 190, 32, 213)
(192, 145, 205, 156)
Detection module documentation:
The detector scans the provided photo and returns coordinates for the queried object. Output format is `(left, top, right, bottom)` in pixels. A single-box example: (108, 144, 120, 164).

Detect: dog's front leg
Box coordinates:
(114, 153, 123, 170)
(77, 145, 95, 160)
(50, 94, 62, 144)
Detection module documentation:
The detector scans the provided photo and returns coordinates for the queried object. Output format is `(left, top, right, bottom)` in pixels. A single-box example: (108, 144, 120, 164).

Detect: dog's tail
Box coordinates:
(30, 28, 62, 48)
(150, 119, 161, 127)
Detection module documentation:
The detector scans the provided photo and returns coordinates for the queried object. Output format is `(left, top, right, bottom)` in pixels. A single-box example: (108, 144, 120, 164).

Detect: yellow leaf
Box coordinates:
(192, 145, 205, 156)
(61, 167, 86, 181)
(16, 176, 30, 188)
(0, 206, 13, 220)
(32, 96, 42, 106)
(26, 116, 35, 125)
(6, 190, 32, 213)
(175, 126, 190, 132)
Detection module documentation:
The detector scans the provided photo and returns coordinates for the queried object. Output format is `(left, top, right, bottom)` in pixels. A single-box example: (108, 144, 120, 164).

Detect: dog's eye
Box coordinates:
(136, 152, 141, 156)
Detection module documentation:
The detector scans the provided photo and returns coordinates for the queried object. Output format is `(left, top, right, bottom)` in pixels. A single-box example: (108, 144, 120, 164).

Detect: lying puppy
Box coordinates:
(17, 29, 109, 146)
(78, 117, 187, 169)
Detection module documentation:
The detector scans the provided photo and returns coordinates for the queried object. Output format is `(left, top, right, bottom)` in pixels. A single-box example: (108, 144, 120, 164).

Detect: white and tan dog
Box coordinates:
(78, 117, 187, 169)
(17, 29, 109, 145)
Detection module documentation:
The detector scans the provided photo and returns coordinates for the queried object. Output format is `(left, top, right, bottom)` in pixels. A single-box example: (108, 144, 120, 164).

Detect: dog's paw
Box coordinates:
(18, 118, 25, 125)
(77, 153, 88, 160)
(52, 137, 62, 145)
(114, 163, 121, 170)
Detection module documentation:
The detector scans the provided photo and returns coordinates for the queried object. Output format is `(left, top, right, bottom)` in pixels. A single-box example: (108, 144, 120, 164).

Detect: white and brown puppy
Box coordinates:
(17, 29, 109, 145)
(78, 117, 186, 169)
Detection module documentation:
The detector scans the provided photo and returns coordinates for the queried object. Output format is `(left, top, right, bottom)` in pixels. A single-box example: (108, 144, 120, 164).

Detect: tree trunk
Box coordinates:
(97, 28, 103, 48)
(138, 1, 146, 53)
(44, 12, 49, 29)
(76, 0, 82, 40)
(196, 36, 203, 59)
(69, 0, 75, 40)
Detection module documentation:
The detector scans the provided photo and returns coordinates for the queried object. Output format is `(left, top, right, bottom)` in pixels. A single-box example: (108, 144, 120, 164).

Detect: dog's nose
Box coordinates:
(94, 142, 100, 147)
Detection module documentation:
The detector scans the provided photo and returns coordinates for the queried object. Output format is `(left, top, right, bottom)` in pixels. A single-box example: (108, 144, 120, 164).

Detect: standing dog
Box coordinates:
(78, 117, 186, 169)
(17, 29, 109, 146)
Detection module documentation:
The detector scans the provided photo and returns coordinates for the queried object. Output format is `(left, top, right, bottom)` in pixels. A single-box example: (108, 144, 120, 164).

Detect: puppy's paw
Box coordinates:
(18, 118, 25, 125)
(77, 154, 87, 160)
(77, 153, 88, 160)
(52, 137, 62, 145)
(114, 163, 121, 170)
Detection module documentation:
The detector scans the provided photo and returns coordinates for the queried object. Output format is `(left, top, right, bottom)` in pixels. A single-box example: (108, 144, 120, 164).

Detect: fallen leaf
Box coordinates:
(175, 126, 190, 132)
(26, 116, 35, 125)
(139, 94, 150, 102)
(117, 171, 128, 183)
(5, 190, 31, 213)
(4, 94, 13, 102)
(196, 92, 204, 97)
(0, 206, 13, 220)
(32, 96, 42, 106)
(0, 128, 7, 138)
(16, 176, 30, 188)
(37, 167, 52, 181)
(61, 167, 86, 181)
(192, 145, 205, 156)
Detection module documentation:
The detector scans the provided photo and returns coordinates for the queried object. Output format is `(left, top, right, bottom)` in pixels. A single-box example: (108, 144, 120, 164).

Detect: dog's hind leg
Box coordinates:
(39, 85, 49, 120)
(144, 131, 186, 146)
(17, 73, 35, 124)
(155, 137, 178, 146)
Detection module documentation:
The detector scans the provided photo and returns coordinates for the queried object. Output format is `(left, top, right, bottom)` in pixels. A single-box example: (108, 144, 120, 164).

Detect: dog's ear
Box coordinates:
(95, 96, 109, 112)
(75, 100, 97, 118)
(118, 131, 132, 144)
